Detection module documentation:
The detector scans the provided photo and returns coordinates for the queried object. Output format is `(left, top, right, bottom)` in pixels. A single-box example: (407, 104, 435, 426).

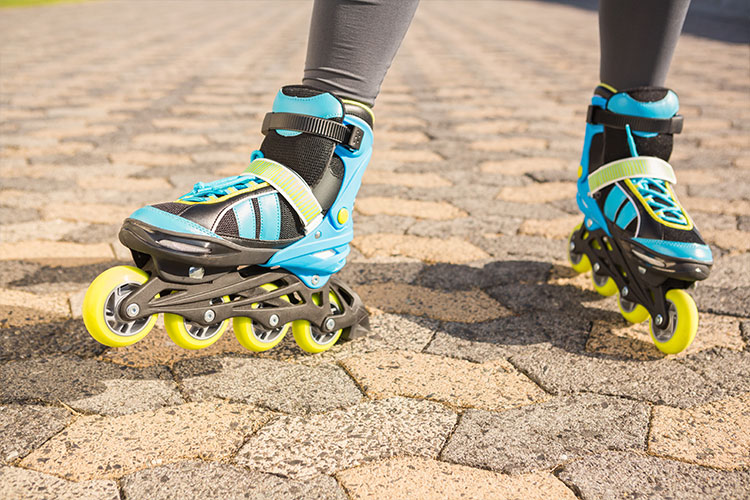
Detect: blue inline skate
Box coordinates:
(567, 84, 713, 354)
(83, 86, 372, 353)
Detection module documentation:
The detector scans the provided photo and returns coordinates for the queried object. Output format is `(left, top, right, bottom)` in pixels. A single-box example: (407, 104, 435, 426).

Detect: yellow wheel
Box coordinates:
(164, 296, 230, 350)
(618, 294, 649, 323)
(292, 290, 343, 354)
(82, 265, 158, 347)
(234, 284, 291, 352)
(649, 289, 698, 354)
(591, 271, 618, 296)
(567, 222, 591, 273)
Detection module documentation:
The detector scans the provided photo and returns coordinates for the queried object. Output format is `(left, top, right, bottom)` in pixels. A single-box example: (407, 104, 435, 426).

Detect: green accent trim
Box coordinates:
(243, 158, 322, 232)
(598, 82, 618, 93)
(342, 99, 375, 122)
(588, 156, 676, 193)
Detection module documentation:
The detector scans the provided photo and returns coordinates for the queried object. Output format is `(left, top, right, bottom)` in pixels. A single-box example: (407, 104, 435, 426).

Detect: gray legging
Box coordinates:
(303, 0, 691, 106)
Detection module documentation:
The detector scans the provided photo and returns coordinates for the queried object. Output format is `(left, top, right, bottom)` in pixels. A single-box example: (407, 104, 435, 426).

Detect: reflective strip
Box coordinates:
(242, 158, 322, 232)
(588, 156, 676, 194)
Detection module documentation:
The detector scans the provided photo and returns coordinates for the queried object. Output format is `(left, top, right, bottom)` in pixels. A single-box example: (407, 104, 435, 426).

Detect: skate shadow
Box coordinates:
(341, 259, 665, 361)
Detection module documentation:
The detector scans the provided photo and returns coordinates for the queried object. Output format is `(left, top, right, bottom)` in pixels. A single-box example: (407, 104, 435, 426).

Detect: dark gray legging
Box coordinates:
(303, 0, 691, 106)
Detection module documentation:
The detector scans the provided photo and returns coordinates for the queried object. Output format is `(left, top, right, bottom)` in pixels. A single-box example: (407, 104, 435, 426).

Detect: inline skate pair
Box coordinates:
(568, 84, 713, 354)
(83, 86, 372, 353)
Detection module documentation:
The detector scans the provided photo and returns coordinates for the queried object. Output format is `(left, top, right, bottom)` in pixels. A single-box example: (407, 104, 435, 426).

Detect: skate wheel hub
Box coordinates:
(204, 310, 215, 322)
(269, 314, 280, 327)
(325, 317, 336, 331)
(189, 266, 205, 279)
(126, 303, 140, 318)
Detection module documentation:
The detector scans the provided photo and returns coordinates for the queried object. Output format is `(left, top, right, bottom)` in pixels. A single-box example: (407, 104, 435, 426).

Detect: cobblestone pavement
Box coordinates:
(1, 1, 749, 499)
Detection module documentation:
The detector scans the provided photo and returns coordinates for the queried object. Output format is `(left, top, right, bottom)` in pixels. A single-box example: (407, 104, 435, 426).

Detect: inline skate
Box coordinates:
(83, 86, 372, 353)
(567, 84, 713, 354)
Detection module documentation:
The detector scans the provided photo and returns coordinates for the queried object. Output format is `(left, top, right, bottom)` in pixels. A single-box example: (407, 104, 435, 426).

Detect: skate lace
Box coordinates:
(179, 175, 262, 202)
(632, 177, 688, 226)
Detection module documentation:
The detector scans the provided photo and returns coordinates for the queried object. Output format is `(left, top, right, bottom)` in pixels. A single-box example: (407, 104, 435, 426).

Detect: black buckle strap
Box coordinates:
(262, 112, 363, 150)
(586, 106, 683, 134)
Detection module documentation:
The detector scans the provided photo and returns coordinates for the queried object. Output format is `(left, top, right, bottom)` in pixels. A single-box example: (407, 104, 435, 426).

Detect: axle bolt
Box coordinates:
(311, 275, 320, 285)
(325, 318, 336, 331)
(621, 286, 629, 297)
(655, 314, 664, 326)
(638, 266, 647, 275)
(269, 314, 279, 327)
(126, 304, 140, 318)
(569, 241, 575, 251)
(593, 262, 601, 272)
(204, 309, 215, 323)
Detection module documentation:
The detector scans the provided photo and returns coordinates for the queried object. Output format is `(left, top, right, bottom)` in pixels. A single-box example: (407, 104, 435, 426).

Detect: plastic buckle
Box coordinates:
(345, 125, 364, 150)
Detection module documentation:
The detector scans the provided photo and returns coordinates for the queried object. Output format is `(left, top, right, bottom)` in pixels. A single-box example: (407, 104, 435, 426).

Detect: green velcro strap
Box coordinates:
(242, 158, 322, 233)
(588, 156, 676, 193)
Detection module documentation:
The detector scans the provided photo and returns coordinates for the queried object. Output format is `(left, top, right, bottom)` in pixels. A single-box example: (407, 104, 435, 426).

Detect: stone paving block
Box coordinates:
(471, 137, 548, 152)
(0, 318, 106, 361)
(0, 288, 70, 318)
(0, 355, 177, 415)
(413, 260, 551, 291)
(497, 181, 577, 203)
(341, 350, 546, 411)
(0, 466, 119, 500)
(133, 133, 208, 147)
(109, 151, 192, 166)
(455, 119, 528, 136)
(442, 394, 649, 473)
(121, 461, 347, 500)
(681, 196, 750, 216)
(356, 196, 466, 220)
(678, 349, 750, 403)
(0, 241, 114, 265)
(0, 405, 70, 464)
(649, 393, 750, 469)
(337, 456, 576, 500)
(21, 401, 271, 481)
(585, 313, 745, 361)
(518, 215, 581, 239)
(337, 258, 424, 286)
(0, 206, 40, 225)
(557, 451, 750, 500)
(352, 213, 415, 235)
(362, 169, 451, 188)
(236, 397, 456, 480)
(407, 214, 522, 239)
(509, 347, 727, 407)
(693, 285, 750, 318)
(703, 229, 750, 252)
(357, 282, 510, 322)
(0, 219, 89, 244)
(42, 202, 133, 225)
(376, 149, 443, 164)
(77, 175, 171, 191)
(177, 357, 362, 414)
(354, 233, 489, 263)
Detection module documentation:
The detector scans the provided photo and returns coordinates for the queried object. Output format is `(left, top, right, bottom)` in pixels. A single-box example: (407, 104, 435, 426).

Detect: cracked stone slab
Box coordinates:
(679, 349, 750, 396)
(236, 397, 456, 480)
(0, 405, 71, 463)
(21, 401, 271, 480)
(509, 346, 726, 407)
(557, 451, 750, 500)
(341, 350, 546, 411)
(337, 456, 576, 500)
(177, 357, 362, 414)
(0, 355, 178, 415)
(0, 466, 119, 500)
(121, 461, 347, 500)
(649, 393, 750, 469)
(442, 394, 649, 473)
(357, 283, 511, 323)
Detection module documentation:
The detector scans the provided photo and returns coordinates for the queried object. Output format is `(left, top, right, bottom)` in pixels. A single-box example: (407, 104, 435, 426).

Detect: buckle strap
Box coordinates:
(588, 156, 676, 194)
(587, 106, 683, 134)
(242, 158, 322, 233)
(261, 112, 364, 150)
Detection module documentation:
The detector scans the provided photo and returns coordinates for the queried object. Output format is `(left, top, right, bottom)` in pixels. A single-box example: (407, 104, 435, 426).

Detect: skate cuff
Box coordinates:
(587, 106, 683, 134)
(262, 112, 364, 150)
(243, 158, 323, 232)
(588, 157, 676, 194)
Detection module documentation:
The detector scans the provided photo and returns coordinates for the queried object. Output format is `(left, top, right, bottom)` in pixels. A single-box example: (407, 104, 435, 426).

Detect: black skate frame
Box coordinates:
(116, 256, 370, 341)
(571, 223, 710, 331)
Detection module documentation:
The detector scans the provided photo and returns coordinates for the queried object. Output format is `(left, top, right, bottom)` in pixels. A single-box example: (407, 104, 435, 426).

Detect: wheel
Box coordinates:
(567, 222, 591, 273)
(234, 284, 291, 352)
(82, 265, 158, 347)
(592, 271, 618, 296)
(292, 290, 344, 354)
(164, 296, 230, 350)
(618, 294, 649, 323)
(649, 289, 698, 354)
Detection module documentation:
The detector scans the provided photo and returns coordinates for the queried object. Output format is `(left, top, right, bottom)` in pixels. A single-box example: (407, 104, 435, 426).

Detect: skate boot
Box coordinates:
(83, 85, 373, 353)
(567, 84, 713, 354)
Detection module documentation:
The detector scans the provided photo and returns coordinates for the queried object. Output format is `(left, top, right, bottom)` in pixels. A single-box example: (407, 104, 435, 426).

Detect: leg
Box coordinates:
(303, 0, 420, 107)
(566, 0, 711, 355)
(599, 0, 690, 89)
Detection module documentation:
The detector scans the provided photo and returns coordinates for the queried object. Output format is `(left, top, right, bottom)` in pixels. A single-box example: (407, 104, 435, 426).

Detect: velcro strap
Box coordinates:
(242, 158, 322, 233)
(587, 106, 683, 134)
(262, 112, 363, 150)
(588, 156, 676, 194)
